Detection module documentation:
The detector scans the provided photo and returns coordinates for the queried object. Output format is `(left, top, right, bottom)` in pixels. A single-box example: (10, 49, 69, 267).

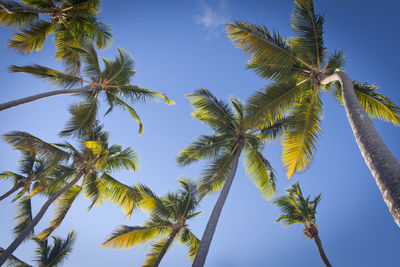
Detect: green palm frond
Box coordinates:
(35, 231, 75, 267)
(259, 116, 292, 141)
(290, 0, 325, 68)
(118, 85, 175, 105)
(13, 197, 33, 239)
(186, 89, 238, 132)
(3, 132, 69, 162)
(282, 88, 323, 177)
(101, 225, 169, 249)
(7, 19, 55, 53)
(54, 27, 83, 75)
(21, 0, 54, 9)
(0, 245, 32, 266)
(38, 185, 81, 240)
(227, 21, 313, 75)
(179, 228, 199, 259)
(0, 1, 38, 29)
(325, 50, 345, 74)
(333, 81, 400, 125)
(198, 149, 235, 196)
(244, 142, 276, 199)
(246, 79, 305, 128)
(9, 64, 83, 89)
(142, 237, 170, 267)
(104, 147, 139, 173)
(66, 43, 101, 81)
(59, 101, 98, 138)
(135, 183, 171, 218)
(82, 172, 102, 210)
(177, 134, 233, 166)
(101, 48, 134, 85)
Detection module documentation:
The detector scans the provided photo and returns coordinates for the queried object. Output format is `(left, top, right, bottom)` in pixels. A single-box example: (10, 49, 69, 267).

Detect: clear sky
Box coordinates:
(1, 0, 400, 266)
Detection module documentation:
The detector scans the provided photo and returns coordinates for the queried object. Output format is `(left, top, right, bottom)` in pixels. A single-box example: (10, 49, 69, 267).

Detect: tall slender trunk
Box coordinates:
(0, 167, 86, 265)
(313, 234, 332, 267)
(0, 3, 52, 14)
(0, 185, 21, 201)
(152, 228, 178, 267)
(322, 71, 400, 227)
(0, 85, 93, 111)
(192, 142, 244, 267)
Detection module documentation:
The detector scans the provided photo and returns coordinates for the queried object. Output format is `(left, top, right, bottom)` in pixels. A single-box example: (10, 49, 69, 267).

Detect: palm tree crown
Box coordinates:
(4, 44, 174, 136)
(102, 179, 202, 267)
(0, 0, 112, 73)
(226, 0, 400, 178)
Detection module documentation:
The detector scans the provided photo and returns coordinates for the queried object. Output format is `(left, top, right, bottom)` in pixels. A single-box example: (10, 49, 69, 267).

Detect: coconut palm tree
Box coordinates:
(0, 123, 140, 265)
(0, 231, 76, 267)
(0, 44, 174, 136)
(274, 182, 331, 267)
(226, 0, 400, 226)
(102, 179, 201, 267)
(177, 89, 288, 267)
(0, 151, 56, 202)
(0, 0, 111, 73)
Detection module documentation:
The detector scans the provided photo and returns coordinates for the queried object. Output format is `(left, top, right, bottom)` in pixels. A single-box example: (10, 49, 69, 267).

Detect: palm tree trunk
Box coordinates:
(313, 234, 332, 267)
(0, 85, 93, 111)
(322, 71, 400, 227)
(0, 3, 52, 14)
(153, 228, 178, 267)
(192, 142, 244, 267)
(0, 185, 21, 201)
(0, 167, 86, 265)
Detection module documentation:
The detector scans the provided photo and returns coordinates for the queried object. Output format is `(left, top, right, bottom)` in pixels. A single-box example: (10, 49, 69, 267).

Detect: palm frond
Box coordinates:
(54, 27, 82, 75)
(9, 64, 82, 89)
(0, 1, 38, 29)
(39, 231, 76, 267)
(7, 19, 55, 53)
(101, 225, 169, 249)
(227, 21, 313, 74)
(38, 185, 81, 240)
(13, 197, 33, 239)
(141, 237, 170, 267)
(179, 228, 199, 259)
(325, 50, 345, 74)
(59, 101, 98, 138)
(101, 48, 134, 85)
(118, 85, 175, 105)
(0, 245, 32, 267)
(177, 134, 232, 166)
(282, 88, 322, 177)
(244, 142, 276, 199)
(104, 147, 139, 173)
(21, 0, 54, 8)
(290, 0, 325, 68)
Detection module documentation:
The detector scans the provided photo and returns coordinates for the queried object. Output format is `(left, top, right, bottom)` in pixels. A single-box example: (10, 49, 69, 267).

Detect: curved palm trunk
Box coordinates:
(192, 142, 244, 267)
(0, 3, 52, 14)
(313, 234, 332, 267)
(322, 71, 400, 227)
(0, 185, 21, 201)
(0, 167, 86, 265)
(0, 85, 93, 111)
(152, 228, 178, 267)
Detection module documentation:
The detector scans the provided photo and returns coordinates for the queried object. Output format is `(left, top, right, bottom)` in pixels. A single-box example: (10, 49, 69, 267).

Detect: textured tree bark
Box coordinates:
(313, 234, 332, 267)
(192, 142, 244, 267)
(152, 228, 178, 267)
(0, 86, 93, 111)
(322, 71, 400, 227)
(0, 185, 20, 201)
(0, 167, 86, 265)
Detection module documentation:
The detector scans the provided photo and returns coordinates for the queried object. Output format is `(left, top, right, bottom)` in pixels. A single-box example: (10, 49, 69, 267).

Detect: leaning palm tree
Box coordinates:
(273, 182, 331, 267)
(0, 0, 111, 73)
(0, 123, 140, 265)
(102, 179, 201, 267)
(226, 0, 400, 226)
(1, 231, 76, 267)
(177, 89, 288, 267)
(0, 44, 174, 135)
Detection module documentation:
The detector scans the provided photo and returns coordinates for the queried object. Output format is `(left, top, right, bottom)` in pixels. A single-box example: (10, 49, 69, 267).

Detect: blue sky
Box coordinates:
(1, 0, 400, 266)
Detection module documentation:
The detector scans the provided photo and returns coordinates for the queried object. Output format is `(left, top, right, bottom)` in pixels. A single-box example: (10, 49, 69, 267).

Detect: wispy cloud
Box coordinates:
(194, 0, 230, 38)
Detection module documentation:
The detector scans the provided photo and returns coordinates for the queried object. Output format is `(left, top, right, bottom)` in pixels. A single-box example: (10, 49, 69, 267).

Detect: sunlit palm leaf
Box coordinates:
(101, 225, 170, 249)
(141, 237, 170, 267)
(13, 197, 33, 239)
(282, 88, 323, 177)
(59, 101, 98, 138)
(104, 147, 139, 173)
(179, 228, 199, 258)
(0, 1, 38, 29)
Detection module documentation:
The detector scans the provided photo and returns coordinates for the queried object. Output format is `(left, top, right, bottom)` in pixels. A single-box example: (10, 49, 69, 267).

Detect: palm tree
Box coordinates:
(1, 231, 76, 267)
(274, 182, 331, 267)
(0, 0, 111, 73)
(0, 44, 174, 135)
(226, 0, 400, 226)
(102, 179, 202, 267)
(0, 151, 56, 202)
(177, 89, 288, 267)
(0, 123, 140, 265)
